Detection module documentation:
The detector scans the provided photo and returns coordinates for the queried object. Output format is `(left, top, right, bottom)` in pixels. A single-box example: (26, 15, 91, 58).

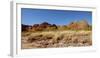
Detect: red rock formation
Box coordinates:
(22, 22, 58, 32)
(22, 20, 90, 32)
(68, 20, 89, 30)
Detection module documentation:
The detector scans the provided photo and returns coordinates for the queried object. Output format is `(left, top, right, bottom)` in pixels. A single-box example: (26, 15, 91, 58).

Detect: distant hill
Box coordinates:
(68, 20, 90, 30)
(22, 20, 91, 32)
(22, 22, 57, 32)
(22, 24, 32, 32)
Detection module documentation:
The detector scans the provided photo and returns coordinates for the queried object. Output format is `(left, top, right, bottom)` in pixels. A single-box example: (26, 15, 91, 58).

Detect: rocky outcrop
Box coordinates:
(22, 24, 32, 32)
(31, 22, 58, 31)
(22, 20, 91, 32)
(68, 20, 89, 30)
(22, 22, 58, 32)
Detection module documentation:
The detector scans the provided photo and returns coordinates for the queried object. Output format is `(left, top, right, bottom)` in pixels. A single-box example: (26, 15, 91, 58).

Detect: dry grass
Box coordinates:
(21, 30, 92, 49)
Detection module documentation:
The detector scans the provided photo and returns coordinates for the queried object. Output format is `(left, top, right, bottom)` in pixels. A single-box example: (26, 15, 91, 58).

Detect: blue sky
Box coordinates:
(21, 8, 92, 25)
